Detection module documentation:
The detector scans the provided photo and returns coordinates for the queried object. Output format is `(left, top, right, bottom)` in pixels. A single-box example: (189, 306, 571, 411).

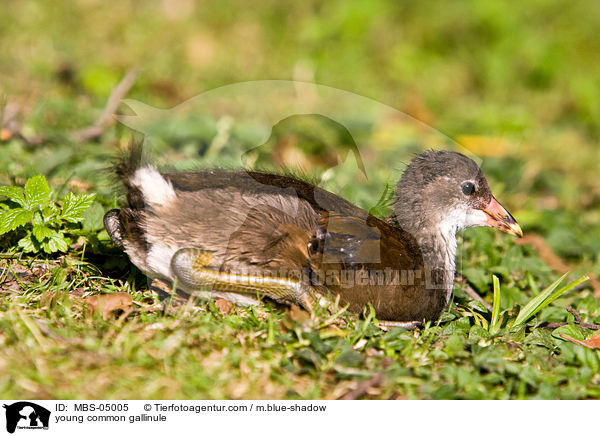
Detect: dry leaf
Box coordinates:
(150, 278, 176, 295)
(84, 292, 134, 320)
(561, 331, 600, 349)
(353, 338, 367, 350)
(338, 373, 384, 400)
(214, 298, 233, 314)
(287, 304, 310, 323)
(280, 304, 311, 331)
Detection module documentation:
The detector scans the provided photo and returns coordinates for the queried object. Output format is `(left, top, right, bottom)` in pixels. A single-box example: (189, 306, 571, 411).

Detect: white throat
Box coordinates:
(416, 225, 458, 301)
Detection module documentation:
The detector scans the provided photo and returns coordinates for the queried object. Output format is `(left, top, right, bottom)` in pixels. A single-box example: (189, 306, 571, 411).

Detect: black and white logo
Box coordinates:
(3, 402, 50, 434)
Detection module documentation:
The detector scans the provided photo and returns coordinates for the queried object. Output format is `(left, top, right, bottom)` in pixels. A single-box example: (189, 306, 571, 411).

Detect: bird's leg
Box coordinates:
(171, 248, 320, 311)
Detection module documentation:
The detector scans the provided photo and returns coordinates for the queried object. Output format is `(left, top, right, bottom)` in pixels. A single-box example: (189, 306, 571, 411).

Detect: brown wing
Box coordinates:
(308, 212, 446, 321)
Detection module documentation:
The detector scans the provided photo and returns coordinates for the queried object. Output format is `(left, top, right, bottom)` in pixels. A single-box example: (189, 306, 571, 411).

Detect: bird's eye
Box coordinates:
(461, 182, 476, 195)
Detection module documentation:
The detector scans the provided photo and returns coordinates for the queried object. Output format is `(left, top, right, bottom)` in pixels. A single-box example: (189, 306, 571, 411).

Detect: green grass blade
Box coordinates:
(490, 275, 502, 334)
(513, 272, 568, 327)
(512, 273, 589, 328)
(532, 275, 589, 316)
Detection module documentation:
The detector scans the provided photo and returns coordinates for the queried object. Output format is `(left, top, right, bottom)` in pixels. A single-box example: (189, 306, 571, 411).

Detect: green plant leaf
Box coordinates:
(17, 234, 36, 252)
(368, 182, 394, 218)
(32, 224, 56, 242)
(0, 186, 26, 207)
(534, 275, 589, 313)
(0, 209, 34, 234)
(511, 273, 589, 330)
(61, 193, 96, 223)
(24, 175, 52, 209)
(82, 202, 105, 231)
(0, 175, 96, 254)
(551, 324, 586, 341)
(31, 211, 44, 226)
(490, 275, 502, 334)
(48, 232, 69, 252)
(42, 203, 59, 218)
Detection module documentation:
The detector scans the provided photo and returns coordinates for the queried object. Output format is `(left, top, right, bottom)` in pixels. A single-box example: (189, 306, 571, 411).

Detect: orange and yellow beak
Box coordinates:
(482, 196, 523, 238)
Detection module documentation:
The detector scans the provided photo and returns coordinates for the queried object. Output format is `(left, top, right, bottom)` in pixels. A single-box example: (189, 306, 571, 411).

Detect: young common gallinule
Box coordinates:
(104, 148, 522, 325)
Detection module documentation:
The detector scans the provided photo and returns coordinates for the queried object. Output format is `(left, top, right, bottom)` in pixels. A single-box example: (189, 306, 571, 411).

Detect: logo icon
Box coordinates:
(2, 402, 50, 434)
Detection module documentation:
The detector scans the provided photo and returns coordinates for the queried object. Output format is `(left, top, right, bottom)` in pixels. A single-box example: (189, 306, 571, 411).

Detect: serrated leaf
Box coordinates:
(43, 240, 54, 253)
(0, 186, 26, 207)
(61, 193, 96, 223)
(0, 209, 33, 234)
(523, 328, 554, 349)
(42, 203, 59, 217)
(552, 324, 586, 341)
(24, 175, 52, 209)
(47, 232, 69, 252)
(32, 224, 56, 241)
(45, 239, 57, 252)
(17, 234, 37, 252)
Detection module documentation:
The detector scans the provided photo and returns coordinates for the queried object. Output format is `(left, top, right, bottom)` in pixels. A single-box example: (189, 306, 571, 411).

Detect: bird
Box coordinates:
(104, 147, 522, 326)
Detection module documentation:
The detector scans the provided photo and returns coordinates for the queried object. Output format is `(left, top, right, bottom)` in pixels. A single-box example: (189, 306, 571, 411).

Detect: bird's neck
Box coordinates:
(417, 227, 457, 293)
(395, 213, 458, 304)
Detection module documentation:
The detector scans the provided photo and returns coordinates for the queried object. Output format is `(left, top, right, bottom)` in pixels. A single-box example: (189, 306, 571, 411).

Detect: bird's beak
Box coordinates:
(482, 196, 523, 238)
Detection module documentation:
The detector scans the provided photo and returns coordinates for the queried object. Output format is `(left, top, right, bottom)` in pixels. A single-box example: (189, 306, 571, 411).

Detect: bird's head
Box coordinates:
(394, 150, 522, 238)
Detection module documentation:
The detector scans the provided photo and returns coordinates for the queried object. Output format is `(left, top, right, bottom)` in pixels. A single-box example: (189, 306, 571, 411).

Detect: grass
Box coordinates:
(1, 0, 600, 399)
(1, 258, 597, 400)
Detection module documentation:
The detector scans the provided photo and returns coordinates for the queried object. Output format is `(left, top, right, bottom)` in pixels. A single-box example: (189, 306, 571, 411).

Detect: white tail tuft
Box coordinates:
(130, 166, 176, 207)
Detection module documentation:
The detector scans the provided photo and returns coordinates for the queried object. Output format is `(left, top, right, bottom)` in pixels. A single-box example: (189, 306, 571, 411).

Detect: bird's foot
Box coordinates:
(170, 247, 320, 311)
(378, 320, 424, 330)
